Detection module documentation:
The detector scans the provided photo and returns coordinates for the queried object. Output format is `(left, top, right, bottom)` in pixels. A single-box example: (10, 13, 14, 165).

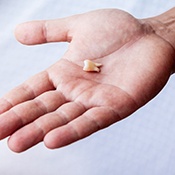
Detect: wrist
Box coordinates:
(146, 7, 175, 50)
(141, 8, 175, 74)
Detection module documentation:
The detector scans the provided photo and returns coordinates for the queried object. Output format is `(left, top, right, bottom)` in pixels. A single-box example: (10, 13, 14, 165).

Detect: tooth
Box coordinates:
(83, 60, 102, 72)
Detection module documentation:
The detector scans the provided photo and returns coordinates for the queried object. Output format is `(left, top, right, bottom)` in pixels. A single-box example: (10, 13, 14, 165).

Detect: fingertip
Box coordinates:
(14, 23, 24, 44)
(44, 132, 59, 149)
(7, 124, 44, 153)
(44, 128, 76, 149)
(14, 21, 47, 45)
(8, 136, 24, 153)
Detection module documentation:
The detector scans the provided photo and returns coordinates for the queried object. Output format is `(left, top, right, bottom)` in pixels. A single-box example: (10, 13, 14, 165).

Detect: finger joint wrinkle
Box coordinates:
(42, 21, 49, 43)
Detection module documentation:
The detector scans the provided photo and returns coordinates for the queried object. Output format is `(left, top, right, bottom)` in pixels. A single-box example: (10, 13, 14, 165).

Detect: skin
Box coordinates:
(0, 8, 175, 153)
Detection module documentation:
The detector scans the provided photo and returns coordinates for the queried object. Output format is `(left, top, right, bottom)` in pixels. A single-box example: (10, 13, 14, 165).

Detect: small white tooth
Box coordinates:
(83, 60, 102, 72)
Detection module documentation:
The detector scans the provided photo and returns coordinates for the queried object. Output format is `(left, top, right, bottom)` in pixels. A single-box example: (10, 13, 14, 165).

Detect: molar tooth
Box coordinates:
(83, 60, 102, 72)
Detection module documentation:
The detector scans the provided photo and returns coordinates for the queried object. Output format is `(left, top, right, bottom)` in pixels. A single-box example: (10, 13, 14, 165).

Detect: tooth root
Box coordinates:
(93, 66, 100, 72)
(83, 60, 102, 72)
(94, 63, 102, 67)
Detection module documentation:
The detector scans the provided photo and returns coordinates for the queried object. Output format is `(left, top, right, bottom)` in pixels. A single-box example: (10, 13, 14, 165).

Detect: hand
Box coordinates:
(0, 9, 174, 152)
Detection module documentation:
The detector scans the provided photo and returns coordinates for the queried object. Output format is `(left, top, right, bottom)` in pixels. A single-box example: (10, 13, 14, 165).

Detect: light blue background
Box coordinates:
(0, 1, 175, 174)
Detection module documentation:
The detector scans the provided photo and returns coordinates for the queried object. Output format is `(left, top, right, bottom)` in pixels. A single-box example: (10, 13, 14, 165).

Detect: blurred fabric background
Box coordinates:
(0, 1, 175, 174)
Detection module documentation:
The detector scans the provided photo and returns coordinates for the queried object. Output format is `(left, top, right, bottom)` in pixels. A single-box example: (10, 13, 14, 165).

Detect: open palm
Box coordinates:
(0, 9, 174, 152)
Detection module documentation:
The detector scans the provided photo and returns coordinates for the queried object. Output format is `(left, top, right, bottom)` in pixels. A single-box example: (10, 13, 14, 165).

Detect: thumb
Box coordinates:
(14, 18, 72, 45)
